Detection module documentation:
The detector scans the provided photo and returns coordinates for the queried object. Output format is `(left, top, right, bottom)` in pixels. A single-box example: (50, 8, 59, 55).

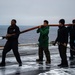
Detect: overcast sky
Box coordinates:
(0, 0, 75, 25)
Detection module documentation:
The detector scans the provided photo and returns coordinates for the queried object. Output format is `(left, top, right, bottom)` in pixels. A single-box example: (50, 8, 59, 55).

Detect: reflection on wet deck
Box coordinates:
(0, 46, 75, 75)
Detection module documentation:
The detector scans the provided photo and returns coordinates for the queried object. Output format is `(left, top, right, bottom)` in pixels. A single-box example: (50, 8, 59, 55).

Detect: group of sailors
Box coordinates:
(0, 19, 75, 68)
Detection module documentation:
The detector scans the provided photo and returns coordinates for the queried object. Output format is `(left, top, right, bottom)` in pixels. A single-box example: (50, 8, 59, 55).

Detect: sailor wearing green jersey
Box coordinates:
(36, 20, 51, 64)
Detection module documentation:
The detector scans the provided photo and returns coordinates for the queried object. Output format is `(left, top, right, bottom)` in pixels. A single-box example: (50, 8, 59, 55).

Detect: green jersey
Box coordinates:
(37, 26, 49, 47)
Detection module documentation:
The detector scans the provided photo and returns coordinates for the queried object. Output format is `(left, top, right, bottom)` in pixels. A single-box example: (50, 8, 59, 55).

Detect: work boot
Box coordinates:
(36, 59, 43, 62)
(36, 59, 43, 64)
(0, 62, 6, 67)
(46, 60, 51, 64)
(60, 64, 68, 68)
(19, 63, 22, 67)
(69, 57, 74, 60)
(58, 63, 68, 67)
(58, 63, 62, 67)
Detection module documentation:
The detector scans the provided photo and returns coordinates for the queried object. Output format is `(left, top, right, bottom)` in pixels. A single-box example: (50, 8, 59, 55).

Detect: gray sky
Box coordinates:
(0, 0, 75, 25)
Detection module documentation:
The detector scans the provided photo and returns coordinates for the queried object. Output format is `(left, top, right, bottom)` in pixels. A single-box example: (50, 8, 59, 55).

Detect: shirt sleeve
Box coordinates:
(38, 26, 49, 35)
(63, 28, 68, 43)
(55, 30, 58, 43)
(37, 28, 40, 33)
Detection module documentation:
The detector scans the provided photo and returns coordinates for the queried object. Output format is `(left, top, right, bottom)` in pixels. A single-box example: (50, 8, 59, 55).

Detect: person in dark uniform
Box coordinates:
(53, 19, 68, 67)
(36, 20, 51, 64)
(0, 19, 22, 66)
(67, 19, 75, 60)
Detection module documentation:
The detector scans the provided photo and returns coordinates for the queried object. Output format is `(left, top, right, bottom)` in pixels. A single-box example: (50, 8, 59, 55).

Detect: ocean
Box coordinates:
(0, 25, 58, 46)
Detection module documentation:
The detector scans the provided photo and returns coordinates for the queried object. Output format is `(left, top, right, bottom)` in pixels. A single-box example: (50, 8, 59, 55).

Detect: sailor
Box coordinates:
(53, 19, 68, 67)
(67, 19, 75, 60)
(36, 20, 51, 64)
(0, 19, 22, 66)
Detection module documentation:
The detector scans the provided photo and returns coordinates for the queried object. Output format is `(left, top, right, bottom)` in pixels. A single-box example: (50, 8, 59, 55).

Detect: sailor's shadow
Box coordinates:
(38, 64, 51, 73)
(70, 60, 75, 68)
(0, 67, 6, 75)
(12, 67, 21, 75)
(0, 67, 21, 75)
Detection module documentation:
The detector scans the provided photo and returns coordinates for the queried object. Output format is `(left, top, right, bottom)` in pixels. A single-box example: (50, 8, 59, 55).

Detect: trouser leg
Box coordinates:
(70, 45, 74, 57)
(12, 44, 22, 64)
(72, 43, 75, 56)
(58, 45, 68, 65)
(44, 47, 51, 62)
(2, 42, 11, 63)
(38, 47, 43, 61)
(70, 42, 75, 57)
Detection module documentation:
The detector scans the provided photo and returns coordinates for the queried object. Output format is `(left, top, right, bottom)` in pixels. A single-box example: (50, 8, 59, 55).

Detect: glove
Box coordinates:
(50, 41, 56, 46)
(53, 42, 56, 46)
